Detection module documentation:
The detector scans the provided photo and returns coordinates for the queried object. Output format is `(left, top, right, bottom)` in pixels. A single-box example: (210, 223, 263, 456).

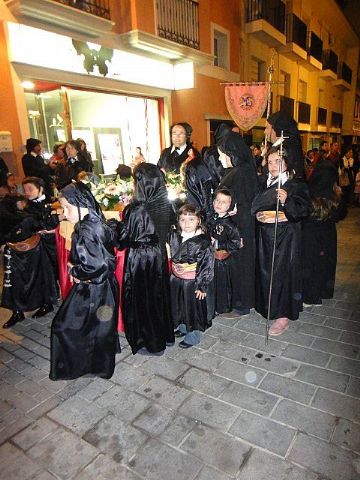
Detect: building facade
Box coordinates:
(0, 0, 359, 177)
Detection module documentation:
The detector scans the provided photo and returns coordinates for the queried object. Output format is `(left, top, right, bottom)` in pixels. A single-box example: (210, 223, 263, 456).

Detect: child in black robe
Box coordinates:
(210, 187, 243, 314)
(23, 176, 60, 314)
(1, 195, 58, 328)
(50, 182, 119, 380)
(169, 204, 214, 348)
(251, 146, 311, 336)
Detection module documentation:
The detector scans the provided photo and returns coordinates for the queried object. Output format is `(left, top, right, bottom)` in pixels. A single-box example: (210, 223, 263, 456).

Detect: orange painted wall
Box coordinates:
(199, 0, 241, 72)
(112, 0, 155, 35)
(0, 21, 23, 177)
(171, 73, 229, 150)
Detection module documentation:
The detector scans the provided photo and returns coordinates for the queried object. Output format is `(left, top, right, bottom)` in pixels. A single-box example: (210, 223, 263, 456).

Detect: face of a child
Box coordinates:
(179, 213, 200, 234)
(59, 196, 79, 224)
(267, 152, 288, 178)
(213, 192, 232, 216)
(23, 182, 43, 200)
(16, 200, 27, 211)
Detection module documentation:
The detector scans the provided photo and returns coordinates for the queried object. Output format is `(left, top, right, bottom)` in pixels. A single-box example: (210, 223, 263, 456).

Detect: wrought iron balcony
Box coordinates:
(54, 0, 110, 19)
(331, 112, 343, 128)
(318, 107, 327, 126)
(246, 0, 286, 34)
(5, 0, 113, 37)
(322, 49, 338, 75)
(298, 101, 310, 123)
(340, 62, 352, 84)
(279, 95, 294, 118)
(286, 13, 307, 51)
(308, 32, 323, 63)
(156, 0, 199, 50)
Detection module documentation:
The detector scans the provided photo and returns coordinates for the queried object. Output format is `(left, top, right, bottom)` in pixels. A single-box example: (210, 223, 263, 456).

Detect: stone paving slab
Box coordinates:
(288, 432, 360, 480)
(229, 410, 296, 456)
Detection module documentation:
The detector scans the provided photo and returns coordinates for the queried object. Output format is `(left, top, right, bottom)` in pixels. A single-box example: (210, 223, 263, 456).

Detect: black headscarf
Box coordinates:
(133, 163, 171, 247)
(60, 182, 105, 220)
(267, 111, 304, 176)
(217, 131, 254, 167)
(214, 123, 232, 144)
(308, 159, 337, 199)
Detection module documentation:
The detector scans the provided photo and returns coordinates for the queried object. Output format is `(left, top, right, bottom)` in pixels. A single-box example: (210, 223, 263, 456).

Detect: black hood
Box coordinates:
(217, 132, 253, 167)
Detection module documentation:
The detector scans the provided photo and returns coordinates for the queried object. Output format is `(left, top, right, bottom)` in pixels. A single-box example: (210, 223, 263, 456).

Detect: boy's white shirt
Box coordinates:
(181, 228, 202, 242)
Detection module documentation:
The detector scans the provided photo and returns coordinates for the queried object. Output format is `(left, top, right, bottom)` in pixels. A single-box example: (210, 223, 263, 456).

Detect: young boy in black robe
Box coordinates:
(169, 204, 214, 348)
(50, 182, 119, 380)
(209, 187, 243, 314)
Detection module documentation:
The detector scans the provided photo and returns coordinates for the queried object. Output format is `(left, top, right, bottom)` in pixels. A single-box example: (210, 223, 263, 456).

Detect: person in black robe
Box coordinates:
(0, 156, 9, 185)
(1, 195, 58, 329)
(115, 163, 174, 355)
(22, 138, 52, 197)
(218, 132, 260, 315)
(50, 182, 119, 380)
(302, 158, 346, 306)
(265, 112, 305, 178)
(158, 123, 200, 173)
(22, 177, 60, 298)
(184, 123, 230, 222)
(169, 204, 214, 348)
(209, 187, 243, 314)
(251, 146, 311, 336)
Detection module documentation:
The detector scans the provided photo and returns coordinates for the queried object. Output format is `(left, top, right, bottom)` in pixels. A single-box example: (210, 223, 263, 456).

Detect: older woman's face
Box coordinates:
(264, 122, 277, 143)
(267, 152, 287, 178)
(217, 148, 232, 168)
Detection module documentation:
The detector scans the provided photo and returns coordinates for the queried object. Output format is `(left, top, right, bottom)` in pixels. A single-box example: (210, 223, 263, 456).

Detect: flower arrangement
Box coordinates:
(164, 171, 186, 201)
(87, 178, 134, 210)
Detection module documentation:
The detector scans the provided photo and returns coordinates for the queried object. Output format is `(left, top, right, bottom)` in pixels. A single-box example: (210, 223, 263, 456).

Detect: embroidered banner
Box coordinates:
(225, 84, 268, 131)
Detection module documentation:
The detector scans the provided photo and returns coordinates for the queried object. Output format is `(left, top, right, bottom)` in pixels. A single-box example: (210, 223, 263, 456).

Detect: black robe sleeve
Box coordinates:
(70, 222, 112, 283)
(195, 240, 214, 293)
(283, 180, 312, 222)
(212, 219, 243, 252)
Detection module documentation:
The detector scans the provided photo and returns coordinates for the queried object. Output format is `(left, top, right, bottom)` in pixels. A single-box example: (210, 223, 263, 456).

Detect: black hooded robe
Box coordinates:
(252, 177, 311, 320)
(50, 184, 119, 380)
(116, 163, 175, 354)
(302, 159, 345, 304)
(218, 132, 260, 312)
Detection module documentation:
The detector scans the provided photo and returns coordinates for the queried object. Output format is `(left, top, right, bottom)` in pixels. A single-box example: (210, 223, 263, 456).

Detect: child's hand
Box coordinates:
(276, 188, 287, 205)
(228, 203, 238, 216)
(195, 290, 206, 300)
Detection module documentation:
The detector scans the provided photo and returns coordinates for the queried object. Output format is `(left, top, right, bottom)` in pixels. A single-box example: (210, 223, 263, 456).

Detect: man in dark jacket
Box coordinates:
(22, 138, 52, 197)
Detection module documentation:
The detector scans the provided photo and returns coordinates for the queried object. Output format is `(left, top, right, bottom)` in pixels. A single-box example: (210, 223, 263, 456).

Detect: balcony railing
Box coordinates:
(54, 0, 110, 19)
(280, 95, 294, 117)
(156, 0, 200, 50)
(340, 62, 352, 84)
(322, 49, 338, 74)
(286, 13, 307, 50)
(308, 32, 323, 62)
(318, 107, 327, 125)
(298, 101, 310, 123)
(246, 0, 286, 34)
(331, 112, 343, 128)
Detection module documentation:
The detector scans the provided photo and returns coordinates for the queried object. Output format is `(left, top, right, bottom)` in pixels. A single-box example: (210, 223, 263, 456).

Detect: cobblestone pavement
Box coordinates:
(0, 209, 360, 480)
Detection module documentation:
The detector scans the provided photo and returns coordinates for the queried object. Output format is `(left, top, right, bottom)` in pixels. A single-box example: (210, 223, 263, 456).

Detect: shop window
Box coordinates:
(212, 25, 229, 69)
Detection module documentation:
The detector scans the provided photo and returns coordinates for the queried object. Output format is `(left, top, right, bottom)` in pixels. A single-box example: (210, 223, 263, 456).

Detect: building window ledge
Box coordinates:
(245, 19, 286, 48)
(119, 30, 213, 65)
(334, 79, 351, 91)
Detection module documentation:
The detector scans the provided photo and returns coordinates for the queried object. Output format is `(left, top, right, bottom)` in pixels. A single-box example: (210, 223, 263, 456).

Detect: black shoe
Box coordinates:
(174, 330, 186, 338)
(179, 340, 193, 349)
(3, 311, 25, 329)
(32, 304, 54, 318)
